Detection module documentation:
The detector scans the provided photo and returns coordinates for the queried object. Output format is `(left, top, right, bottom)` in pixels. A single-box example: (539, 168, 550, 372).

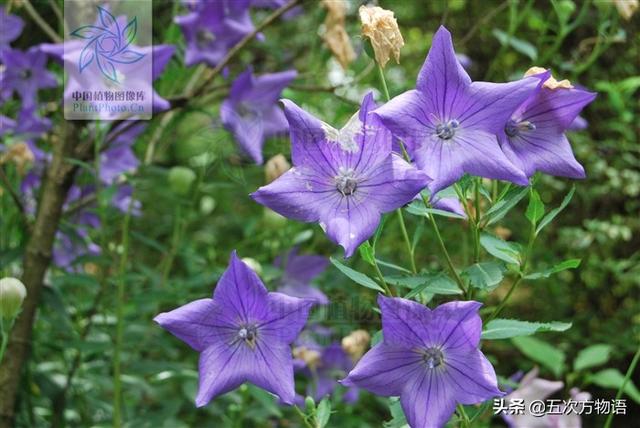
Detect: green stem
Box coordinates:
(376, 63, 391, 101)
(0, 318, 10, 365)
(113, 198, 133, 427)
(473, 179, 481, 264)
(369, 243, 394, 296)
(488, 215, 536, 321)
(421, 195, 467, 295)
(293, 405, 314, 428)
(603, 345, 640, 428)
(160, 204, 184, 288)
(397, 209, 417, 274)
(457, 404, 471, 428)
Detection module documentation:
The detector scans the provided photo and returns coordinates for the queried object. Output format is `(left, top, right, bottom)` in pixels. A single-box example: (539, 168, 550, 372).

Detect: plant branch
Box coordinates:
(22, 0, 63, 43)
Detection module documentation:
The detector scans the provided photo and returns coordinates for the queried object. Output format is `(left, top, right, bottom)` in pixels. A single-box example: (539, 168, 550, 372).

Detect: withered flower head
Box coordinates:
(265, 154, 291, 183)
(341, 329, 370, 361)
(525, 66, 574, 90)
(321, 0, 356, 69)
(359, 5, 404, 68)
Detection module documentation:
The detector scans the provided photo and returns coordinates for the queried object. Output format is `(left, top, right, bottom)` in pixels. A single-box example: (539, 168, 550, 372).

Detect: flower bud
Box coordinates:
(263, 208, 287, 228)
(524, 67, 573, 90)
(359, 5, 404, 68)
(199, 196, 216, 215)
(293, 345, 322, 369)
(341, 329, 370, 361)
(0, 277, 27, 321)
(241, 258, 263, 276)
(265, 154, 290, 183)
(168, 166, 196, 196)
(305, 396, 316, 412)
(614, 0, 638, 20)
(0, 142, 35, 175)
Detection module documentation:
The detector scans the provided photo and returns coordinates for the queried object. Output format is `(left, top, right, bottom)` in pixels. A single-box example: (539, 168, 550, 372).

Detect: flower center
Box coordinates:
(435, 119, 459, 140)
(237, 324, 258, 348)
(335, 167, 358, 196)
(196, 29, 216, 48)
(20, 69, 32, 80)
(505, 119, 536, 137)
(422, 347, 444, 369)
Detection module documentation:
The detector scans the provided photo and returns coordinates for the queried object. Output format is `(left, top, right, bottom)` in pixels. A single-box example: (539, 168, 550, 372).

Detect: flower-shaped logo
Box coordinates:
(70, 6, 145, 83)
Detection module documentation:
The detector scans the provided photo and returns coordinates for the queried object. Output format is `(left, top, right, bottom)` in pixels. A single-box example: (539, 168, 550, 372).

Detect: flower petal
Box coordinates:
(416, 25, 472, 121)
(195, 340, 250, 406)
(251, 166, 336, 222)
(378, 295, 431, 348)
(154, 299, 233, 351)
(444, 348, 504, 405)
(400, 368, 457, 428)
(341, 342, 422, 396)
(213, 251, 269, 323)
(429, 300, 482, 351)
(258, 292, 314, 344)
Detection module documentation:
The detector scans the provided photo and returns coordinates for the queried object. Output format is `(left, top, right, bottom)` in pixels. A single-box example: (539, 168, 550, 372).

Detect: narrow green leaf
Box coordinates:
(492, 29, 538, 60)
(316, 398, 332, 428)
(479, 233, 521, 264)
(405, 201, 466, 219)
(375, 259, 411, 274)
(330, 257, 385, 293)
(358, 241, 375, 266)
(574, 344, 613, 372)
(512, 336, 566, 377)
(482, 319, 572, 340)
(385, 273, 462, 298)
(483, 186, 529, 226)
(526, 189, 545, 224)
(464, 262, 504, 290)
(525, 259, 581, 279)
(588, 369, 640, 404)
(536, 186, 575, 234)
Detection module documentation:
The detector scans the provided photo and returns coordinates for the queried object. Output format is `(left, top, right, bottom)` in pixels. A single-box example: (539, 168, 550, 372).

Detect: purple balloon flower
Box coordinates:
(251, 93, 429, 257)
(175, 0, 255, 67)
(0, 47, 57, 108)
(0, 6, 24, 50)
(154, 251, 314, 406)
(499, 72, 596, 179)
(275, 247, 329, 305)
(313, 343, 360, 403)
(342, 296, 503, 428)
(374, 26, 537, 193)
(221, 68, 297, 164)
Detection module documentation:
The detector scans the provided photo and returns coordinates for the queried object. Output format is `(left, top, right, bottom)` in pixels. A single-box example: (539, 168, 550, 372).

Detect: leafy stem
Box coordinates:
(603, 345, 640, 428)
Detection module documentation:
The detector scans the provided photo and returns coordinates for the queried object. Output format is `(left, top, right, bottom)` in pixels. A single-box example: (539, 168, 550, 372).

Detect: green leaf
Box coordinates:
(359, 241, 375, 266)
(573, 344, 613, 372)
(316, 398, 332, 428)
(483, 186, 529, 226)
(479, 233, 521, 264)
(526, 189, 545, 224)
(482, 319, 572, 340)
(405, 201, 466, 220)
(536, 186, 575, 234)
(463, 262, 504, 290)
(525, 259, 581, 279)
(330, 257, 385, 293)
(376, 259, 412, 274)
(385, 273, 462, 298)
(492, 29, 538, 60)
(512, 336, 566, 377)
(587, 369, 640, 404)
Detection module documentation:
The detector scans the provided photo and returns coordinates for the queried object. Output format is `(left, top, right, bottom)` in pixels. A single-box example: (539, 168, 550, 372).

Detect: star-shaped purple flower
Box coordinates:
(0, 6, 24, 51)
(499, 71, 596, 179)
(0, 47, 57, 108)
(374, 26, 537, 193)
(275, 247, 329, 305)
(251, 93, 429, 257)
(175, 0, 254, 67)
(154, 251, 314, 406)
(342, 296, 503, 428)
(221, 68, 297, 164)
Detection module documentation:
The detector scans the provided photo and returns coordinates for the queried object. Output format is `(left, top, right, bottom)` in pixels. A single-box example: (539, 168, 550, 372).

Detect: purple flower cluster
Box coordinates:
(155, 23, 595, 427)
(1, 7, 55, 137)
